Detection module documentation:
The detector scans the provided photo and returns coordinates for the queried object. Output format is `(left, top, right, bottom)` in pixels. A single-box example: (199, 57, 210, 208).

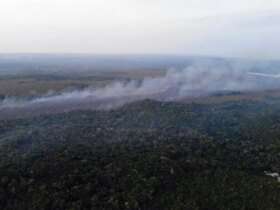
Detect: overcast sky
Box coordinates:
(0, 0, 280, 59)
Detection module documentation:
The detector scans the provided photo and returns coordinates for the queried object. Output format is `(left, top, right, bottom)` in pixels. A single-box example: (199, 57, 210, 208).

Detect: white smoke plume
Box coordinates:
(248, 72, 280, 79)
(0, 62, 279, 119)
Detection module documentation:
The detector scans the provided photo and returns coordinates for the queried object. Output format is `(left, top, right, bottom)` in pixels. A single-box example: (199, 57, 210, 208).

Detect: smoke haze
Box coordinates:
(1, 61, 280, 119)
(1, 1, 280, 59)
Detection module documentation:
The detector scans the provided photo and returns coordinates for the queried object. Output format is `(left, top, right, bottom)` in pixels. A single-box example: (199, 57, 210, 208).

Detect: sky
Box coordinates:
(0, 0, 280, 59)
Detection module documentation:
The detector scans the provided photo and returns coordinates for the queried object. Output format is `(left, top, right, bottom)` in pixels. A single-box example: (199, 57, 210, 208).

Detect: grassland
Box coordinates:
(0, 69, 166, 97)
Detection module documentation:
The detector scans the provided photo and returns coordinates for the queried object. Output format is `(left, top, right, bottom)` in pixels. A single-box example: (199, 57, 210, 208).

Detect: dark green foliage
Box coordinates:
(1, 99, 280, 209)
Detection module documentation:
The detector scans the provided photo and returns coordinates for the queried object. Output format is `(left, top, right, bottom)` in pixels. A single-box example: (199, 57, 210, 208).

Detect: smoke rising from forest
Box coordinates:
(0, 62, 280, 118)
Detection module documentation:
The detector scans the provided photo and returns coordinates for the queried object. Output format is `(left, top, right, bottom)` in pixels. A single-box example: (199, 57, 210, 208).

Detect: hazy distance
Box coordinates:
(1, 0, 280, 59)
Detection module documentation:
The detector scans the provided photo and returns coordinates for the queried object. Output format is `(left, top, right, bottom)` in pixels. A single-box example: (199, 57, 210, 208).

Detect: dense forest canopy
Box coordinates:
(1, 97, 280, 209)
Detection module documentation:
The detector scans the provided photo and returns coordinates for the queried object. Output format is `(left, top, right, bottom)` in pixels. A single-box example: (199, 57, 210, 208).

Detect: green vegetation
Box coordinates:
(1, 98, 280, 209)
(0, 69, 165, 97)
